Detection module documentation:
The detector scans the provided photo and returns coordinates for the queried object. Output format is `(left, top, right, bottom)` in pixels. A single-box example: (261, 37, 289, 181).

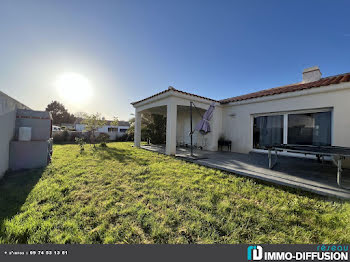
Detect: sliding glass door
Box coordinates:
(288, 111, 331, 146)
(253, 115, 283, 149)
(253, 110, 332, 149)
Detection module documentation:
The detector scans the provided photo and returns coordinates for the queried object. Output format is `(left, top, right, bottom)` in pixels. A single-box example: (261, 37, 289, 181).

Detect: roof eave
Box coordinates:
(131, 88, 217, 107)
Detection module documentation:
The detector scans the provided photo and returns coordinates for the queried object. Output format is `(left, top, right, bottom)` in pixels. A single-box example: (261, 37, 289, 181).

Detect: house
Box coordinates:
(131, 66, 350, 165)
(75, 119, 130, 140)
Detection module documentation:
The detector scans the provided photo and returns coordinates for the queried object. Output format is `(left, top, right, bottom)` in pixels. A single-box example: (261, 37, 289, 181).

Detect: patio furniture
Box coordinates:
(268, 144, 350, 189)
(218, 140, 232, 151)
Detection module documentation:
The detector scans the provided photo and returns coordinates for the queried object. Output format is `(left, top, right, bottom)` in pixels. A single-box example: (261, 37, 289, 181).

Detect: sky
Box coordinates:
(1, 0, 350, 121)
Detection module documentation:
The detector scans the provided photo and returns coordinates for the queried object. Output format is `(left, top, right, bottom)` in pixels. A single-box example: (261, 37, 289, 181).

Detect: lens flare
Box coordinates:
(54, 72, 92, 104)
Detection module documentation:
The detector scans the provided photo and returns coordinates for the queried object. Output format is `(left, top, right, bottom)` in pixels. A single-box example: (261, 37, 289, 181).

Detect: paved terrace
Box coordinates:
(141, 144, 350, 199)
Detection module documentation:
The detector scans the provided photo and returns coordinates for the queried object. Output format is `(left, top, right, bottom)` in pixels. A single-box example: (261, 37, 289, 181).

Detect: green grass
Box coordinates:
(0, 142, 350, 244)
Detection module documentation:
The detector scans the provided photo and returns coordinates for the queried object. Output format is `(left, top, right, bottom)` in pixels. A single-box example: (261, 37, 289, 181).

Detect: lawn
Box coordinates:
(0, 142, 350, 244)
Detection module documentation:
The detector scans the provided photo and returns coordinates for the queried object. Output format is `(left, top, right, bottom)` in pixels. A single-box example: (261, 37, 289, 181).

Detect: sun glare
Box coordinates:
(54, 72, 93, 104)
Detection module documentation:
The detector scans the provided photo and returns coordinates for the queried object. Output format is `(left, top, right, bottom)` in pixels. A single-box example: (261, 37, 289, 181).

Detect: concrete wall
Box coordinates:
(0, 91, 28, 116)
(221, 82, 350, 156)
(0, 91, 29, 178)
(0, 110, 16, 178)
(9, 141, 49, 171)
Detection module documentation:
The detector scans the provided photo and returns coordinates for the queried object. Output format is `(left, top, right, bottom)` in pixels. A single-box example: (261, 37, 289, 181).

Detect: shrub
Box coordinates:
(70, 132, 83, 142)
(75, 137, 86, 153)
(53, 131, 66, 143)
(96, 133, 110, 147)
(53, 131, 86, 143)
(115, 133, 129, 142)
(62, 130, 69, 141)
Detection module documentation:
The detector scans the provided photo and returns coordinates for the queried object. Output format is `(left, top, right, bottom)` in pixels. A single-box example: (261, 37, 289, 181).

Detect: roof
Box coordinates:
(219, 72, 350, 104)
(131, 86, 218, 105)
(131, 72, 350, 106)
(112, 120, 130, 126)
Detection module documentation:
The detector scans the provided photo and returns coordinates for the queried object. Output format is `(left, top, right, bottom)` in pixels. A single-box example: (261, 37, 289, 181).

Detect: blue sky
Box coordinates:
(1, 0, 349, 120)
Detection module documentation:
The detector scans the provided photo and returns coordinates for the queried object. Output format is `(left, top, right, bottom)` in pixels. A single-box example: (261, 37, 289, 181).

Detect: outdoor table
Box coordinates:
(267, 144, 350, 189)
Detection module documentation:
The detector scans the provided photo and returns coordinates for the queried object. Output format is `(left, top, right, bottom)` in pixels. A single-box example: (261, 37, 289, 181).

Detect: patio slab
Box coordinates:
(141, 144, 350, 199)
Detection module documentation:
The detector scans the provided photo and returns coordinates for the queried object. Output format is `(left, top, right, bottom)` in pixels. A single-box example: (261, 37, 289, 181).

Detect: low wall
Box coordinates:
(9, 141, 49, 171)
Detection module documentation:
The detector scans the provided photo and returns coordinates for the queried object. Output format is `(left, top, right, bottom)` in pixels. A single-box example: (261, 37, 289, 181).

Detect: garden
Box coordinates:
(0, 142, 349, 244)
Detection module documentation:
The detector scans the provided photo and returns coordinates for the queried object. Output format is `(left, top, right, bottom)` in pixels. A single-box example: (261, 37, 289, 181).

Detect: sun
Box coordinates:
(54, 72, 93, 104)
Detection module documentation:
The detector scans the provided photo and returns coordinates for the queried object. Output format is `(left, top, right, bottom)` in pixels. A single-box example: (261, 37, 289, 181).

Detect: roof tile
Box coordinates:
(131, 72, 350, 106)
(219, 72, 350, 104)
(131, 87, 217, 105)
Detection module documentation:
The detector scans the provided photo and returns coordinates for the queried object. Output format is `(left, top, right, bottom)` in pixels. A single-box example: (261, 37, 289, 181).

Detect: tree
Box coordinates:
(81, 113, 107, 148)
(110, 116, 119, 127)
(46, 101, 76, 125)
(127, 113, 166, 144)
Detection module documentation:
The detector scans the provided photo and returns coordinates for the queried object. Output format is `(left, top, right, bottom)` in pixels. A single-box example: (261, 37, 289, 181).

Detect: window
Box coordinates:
(253, 115, 283, 149)
(288, 111, 331, 146)
(119, 128, 128, 133)
(108, 127, 118, 132)
(253, 110, 332, 150)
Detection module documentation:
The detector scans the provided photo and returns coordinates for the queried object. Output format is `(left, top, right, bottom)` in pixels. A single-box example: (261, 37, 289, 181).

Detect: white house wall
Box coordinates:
(222, 85, 350, 156)
(134, 91, 222, 153)
(176, 110, 204, 147)
(176, 106, 222, 151)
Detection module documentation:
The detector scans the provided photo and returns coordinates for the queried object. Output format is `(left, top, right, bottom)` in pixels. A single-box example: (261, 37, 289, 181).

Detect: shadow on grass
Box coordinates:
(0, 168, 44, 224)
(94, 146, 150, 165)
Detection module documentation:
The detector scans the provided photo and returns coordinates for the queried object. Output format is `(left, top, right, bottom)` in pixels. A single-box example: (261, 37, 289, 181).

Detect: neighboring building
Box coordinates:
(131, 66, 350, 165)
(75, 119, 130, 140)
(52, 125, 62, 132)
(60, 123, 75, 129)
(0, 91, 30, 178)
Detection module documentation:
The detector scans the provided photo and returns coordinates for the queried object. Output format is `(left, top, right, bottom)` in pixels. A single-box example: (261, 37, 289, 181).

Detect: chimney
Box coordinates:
(302, 66, 322, 83)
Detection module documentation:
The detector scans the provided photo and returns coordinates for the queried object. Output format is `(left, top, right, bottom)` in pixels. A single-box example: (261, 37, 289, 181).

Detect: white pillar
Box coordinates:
(207, 105, 222, 151)
(134, 111, 141, 147)
(166, 101, 177, 155)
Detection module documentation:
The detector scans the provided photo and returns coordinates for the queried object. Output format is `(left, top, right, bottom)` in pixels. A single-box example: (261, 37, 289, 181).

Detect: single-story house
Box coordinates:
(75, 120, 130, 140)
(131, 66, 350, 164)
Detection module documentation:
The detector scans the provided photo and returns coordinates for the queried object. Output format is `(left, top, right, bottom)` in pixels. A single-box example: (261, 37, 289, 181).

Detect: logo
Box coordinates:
(247, 245, 349, 261)
(247, 245, 263, 261)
